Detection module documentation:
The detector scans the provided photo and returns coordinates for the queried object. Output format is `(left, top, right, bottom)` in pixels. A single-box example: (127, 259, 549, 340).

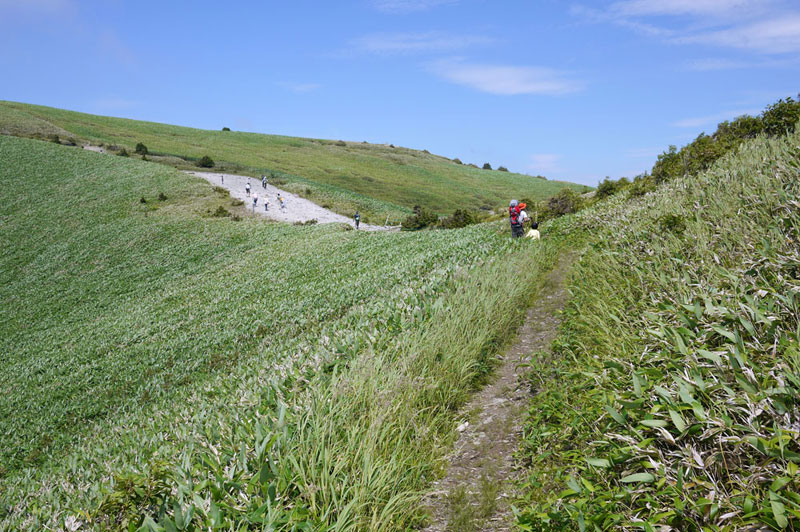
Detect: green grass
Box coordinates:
(0, 135, 563, 530)
(514, 128, 800, 529)
(0, 100, 588, 224)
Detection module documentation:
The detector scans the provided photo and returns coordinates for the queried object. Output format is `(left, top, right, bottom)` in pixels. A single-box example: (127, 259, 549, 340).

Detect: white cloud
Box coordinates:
(671, 108, 759, 127)
(430, 61, 584, 95)
(683, 58, 753, 70)
(610, 0, 765, 17)
(352, 31, 492, 54)
(276, 82, 322, 93)
(677, 15, 800, 53)
(573, 0, 800, 54)
(528, 154, 561, 173)
(372, 0, 457, 13)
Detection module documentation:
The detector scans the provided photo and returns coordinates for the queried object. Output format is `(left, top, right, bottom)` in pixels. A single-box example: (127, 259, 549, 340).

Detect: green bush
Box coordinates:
(437, 209, 479, 229)
(545, 188, 583, 217)
(482, 163, 492, 170)
(198, 155, 215, 168)
(222, 127, 231, 132)
(134, 143, 148, 156)
(118, 148, 129, 157)
(401, 205, 438, 230)
(497, 166, 509, 172)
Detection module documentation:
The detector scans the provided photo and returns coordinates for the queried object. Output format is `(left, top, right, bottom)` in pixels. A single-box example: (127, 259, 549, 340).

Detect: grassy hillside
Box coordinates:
(0, 135, 563, 530)
(515, 128, 800, 529)
(0, 101, 588, 224)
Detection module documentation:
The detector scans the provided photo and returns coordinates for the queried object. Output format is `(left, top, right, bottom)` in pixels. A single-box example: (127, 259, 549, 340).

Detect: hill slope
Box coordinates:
(0, 101, 587, 223)
(515, 127, 800, 529)
(0, 135, 562, 530)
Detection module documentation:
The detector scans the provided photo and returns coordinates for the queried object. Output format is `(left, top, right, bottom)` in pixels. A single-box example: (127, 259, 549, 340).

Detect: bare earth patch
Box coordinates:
(422, 252, 573, 532)
(188, 171, 394, 230)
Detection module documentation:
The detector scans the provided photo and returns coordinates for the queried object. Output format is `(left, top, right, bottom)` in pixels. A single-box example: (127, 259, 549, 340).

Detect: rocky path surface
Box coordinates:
(81, 145, 393, 230)
(422, 252, 573, 532)
(189, 172, 393, 230)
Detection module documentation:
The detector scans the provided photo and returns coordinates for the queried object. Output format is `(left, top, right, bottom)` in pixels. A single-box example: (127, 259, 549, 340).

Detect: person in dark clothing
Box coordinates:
(354, 211, 361, 230)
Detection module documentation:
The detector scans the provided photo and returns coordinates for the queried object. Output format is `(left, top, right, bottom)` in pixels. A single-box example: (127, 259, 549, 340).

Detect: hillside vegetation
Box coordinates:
(515, 127, 800, 529)
(0, 135, 564, 530)
(0, 101, 587, 224)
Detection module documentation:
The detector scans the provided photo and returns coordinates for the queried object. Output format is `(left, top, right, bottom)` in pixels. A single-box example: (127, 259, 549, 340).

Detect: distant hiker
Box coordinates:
(245, 182, 251, 196)
(253, 193, 258, 211)
(278, 195, 286, 211)
(526, 220, 540, 240)
(262, 175, 267, 189)
(264, 198, 270, 211)
(509, 199, 525, 238)
(354, 211, 361, 230)
(221, 174, 224, 184)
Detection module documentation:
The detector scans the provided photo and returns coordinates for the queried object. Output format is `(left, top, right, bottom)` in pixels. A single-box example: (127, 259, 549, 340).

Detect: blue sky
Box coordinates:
(1, 0, 798, 185)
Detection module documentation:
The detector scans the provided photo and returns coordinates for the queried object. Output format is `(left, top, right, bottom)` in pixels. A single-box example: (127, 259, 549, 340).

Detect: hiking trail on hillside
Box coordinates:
(81, 145, 393, 230)
(188, 171, 391, 230)
(421, 252, 573, 532)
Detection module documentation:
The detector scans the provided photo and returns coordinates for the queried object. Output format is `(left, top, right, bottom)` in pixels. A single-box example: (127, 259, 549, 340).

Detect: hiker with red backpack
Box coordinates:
(509, 199, 526, 238)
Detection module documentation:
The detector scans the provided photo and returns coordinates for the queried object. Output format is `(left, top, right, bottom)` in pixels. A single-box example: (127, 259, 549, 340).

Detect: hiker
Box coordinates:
(354, 211, 361, 230)
(253, 193, 258, 211)
(262, 175, 267, 189)
(509, 199, 525, 238)
(221, 174, 224, 184)
(526, 220, 540, 240)
(264, 198, 270, 211)
(245, 182, 251, 196)
(278, 194, 286, 211)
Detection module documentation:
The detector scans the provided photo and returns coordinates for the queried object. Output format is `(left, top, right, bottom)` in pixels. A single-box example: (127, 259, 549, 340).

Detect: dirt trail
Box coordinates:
(422, 252, 573, 532)
(80, 145, 393, 230)
(189, 171, 394, 230)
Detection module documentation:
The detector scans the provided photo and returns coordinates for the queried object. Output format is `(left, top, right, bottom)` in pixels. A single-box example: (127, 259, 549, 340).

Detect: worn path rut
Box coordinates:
(422, 252, 573, 532)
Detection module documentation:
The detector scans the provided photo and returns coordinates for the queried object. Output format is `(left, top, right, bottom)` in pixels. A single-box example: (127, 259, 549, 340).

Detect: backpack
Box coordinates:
(509, 205, 523, 228)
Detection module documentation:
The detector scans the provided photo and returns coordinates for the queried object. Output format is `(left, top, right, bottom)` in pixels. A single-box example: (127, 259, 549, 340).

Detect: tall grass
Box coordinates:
(515, 128, 800, 529)
(0, 135, 563, 530)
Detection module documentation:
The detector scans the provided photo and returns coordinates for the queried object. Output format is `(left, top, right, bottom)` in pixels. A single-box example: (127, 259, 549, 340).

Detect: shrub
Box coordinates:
(762, 96, 800, 136)
(453, 158, 462, 164)
(139, 197, 146, 204)
(628, 175, 656, 197)
(468, 163, 479, 168)
(211, 206, 231, 217)
(50, 134, 60, 144)
(198, 155, 215, 168)
(157, 192, 167, 201)
(482, 163, 492, 170)
(438, 209, 479, 229)
(118, 148, 129, 157)
(222, 127, 231, 131)
(335, 140, 346, 147)
(498, 166, 509, 172)
(545, 188, 583, 217)
(401, 205, 438, 230)
(134, 143, 148, 156)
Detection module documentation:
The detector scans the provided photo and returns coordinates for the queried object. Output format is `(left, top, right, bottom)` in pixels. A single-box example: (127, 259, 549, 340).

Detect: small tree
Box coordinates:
(497, 166, 509, 172)
(198, 155, 215, 168)
(222, 127, 231, 131)
(482, 162, 492, 170)
(135, 142, 148, 156)
(453, 158, 462, 164)
(118, 148, 129, 157)
(401, 205, 438, 230)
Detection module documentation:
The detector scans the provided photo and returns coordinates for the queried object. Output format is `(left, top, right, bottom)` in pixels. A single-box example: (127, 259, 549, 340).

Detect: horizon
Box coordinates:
(1, 0, 798, 186)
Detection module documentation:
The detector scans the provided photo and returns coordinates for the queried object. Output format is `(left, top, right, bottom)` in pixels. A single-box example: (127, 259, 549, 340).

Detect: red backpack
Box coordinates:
(509, 205, 522, 228)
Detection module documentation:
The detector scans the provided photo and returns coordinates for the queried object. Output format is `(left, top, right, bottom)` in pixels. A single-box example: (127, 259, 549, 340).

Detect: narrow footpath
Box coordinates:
(422, 252, 574, 532)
